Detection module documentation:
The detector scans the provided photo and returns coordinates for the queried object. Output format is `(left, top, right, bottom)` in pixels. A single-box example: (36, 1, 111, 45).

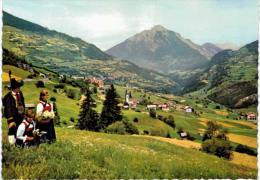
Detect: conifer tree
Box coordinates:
(78, 89, 99, 131)
(50, 97, 60, 125)
(99, 84, 122, 129)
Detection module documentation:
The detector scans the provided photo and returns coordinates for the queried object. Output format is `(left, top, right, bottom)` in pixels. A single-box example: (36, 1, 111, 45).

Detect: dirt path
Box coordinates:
(141, 135, 201, 149)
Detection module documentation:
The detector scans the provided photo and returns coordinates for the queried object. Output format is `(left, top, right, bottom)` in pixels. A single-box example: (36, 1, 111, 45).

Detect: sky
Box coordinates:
(3, 0, 258, 50)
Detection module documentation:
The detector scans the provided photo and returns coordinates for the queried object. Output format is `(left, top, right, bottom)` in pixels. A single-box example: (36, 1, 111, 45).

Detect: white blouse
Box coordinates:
(36, 101, 54, 118)
(16, 120, 36, 142)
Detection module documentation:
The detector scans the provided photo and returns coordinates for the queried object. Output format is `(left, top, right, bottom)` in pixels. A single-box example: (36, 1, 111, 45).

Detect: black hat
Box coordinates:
(10, 78, 23, 89)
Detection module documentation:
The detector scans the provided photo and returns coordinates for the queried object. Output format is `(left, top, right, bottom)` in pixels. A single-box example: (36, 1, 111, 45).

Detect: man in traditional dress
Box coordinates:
(3, 78, 25, 145)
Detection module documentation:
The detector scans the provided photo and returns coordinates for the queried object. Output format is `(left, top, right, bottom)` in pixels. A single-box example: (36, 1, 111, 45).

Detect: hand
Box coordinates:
(26, 136, 34, 141)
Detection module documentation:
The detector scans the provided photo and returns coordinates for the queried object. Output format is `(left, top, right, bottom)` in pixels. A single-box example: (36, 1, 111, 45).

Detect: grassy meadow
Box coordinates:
(2, 65, 257, 178)
(2, 121, 257, 179)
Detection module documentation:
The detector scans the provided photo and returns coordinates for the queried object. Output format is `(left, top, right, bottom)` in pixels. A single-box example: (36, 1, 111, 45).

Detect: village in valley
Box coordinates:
(1, 2, 258, 178)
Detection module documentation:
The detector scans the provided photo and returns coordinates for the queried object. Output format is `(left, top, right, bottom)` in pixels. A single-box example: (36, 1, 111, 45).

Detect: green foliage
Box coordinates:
(202, 138, 232, 160)
(149, 109, 156, 118)
(133, 117, 139, 123)
(35, 80, 45, 88)
(50, 97, 60, 125)
(105, 120, 139, 135)
(164, 115, 175, 129)
(77, 89, 99, 131)
(92, 86, 98, 94)
(66, 89, 77, 99)
(202, 121, 221, 141)
(99, 85, 122, 129)
(235, 144, 257, 156)
(150, 129, 167, 137)
(105, 121, 126, 135)
(3, 48, 27, 65)
(54, 83, 65, 89)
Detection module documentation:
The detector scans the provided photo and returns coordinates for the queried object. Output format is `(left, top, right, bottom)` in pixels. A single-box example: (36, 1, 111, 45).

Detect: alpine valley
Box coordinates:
(3, 11, 258, 108)
(2, 10, 258, 179)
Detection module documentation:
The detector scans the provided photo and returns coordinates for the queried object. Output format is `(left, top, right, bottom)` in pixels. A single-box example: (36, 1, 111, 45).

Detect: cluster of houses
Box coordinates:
(146, 103, 171, 111)
(86, 77, 104, 87)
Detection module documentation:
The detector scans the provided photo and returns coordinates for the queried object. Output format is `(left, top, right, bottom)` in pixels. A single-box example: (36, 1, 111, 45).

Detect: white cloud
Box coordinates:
(75, 12, 129, 38)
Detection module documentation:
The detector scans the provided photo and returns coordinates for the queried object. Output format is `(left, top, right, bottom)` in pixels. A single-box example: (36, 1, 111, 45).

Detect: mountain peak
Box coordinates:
(151, 25, 167, 31)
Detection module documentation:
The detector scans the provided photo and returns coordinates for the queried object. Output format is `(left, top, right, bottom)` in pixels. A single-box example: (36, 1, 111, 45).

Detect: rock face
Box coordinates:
(201, 43, 222, 58)
(106, 25, 210, 73)
(234, 94, 258, 108)
(215, 43, 241, 50)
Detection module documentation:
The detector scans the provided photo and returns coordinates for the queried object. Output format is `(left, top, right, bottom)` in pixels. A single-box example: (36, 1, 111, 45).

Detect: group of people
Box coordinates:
(3, 78, 56, 148)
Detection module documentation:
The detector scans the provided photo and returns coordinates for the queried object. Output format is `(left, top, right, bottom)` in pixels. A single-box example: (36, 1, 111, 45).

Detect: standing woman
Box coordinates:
(36, 89, 56, 143)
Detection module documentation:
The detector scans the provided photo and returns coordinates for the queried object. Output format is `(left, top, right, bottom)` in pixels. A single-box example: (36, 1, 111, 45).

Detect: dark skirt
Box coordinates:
(36, 119, 56, 143)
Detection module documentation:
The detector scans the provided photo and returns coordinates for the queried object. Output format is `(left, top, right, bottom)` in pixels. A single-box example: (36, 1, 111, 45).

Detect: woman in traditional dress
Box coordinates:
(36, 89, 56, 143)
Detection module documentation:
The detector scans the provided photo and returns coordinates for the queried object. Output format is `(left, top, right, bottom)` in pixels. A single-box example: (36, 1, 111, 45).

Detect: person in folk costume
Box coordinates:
(3, 78, 25, 145)
(16, 106, 37, 148)
(36, 89, 56, 143)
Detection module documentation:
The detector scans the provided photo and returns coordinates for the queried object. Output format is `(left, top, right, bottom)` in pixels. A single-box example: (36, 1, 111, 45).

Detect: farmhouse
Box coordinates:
(147, 104, 157, 110)
(247, 112, 256, 120)
(158, 104, 170, 111)
(128, 100, 138, 109)
(123, 105, 129, 110)
(184, 106, 193, 113)
(39, 72, 47, 78)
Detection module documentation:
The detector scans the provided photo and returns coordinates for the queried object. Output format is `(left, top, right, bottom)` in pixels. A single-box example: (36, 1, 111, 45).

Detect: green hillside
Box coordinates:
(184, 41, 258, 108)
(2, 121, 257, 179)
(3, 11, 179, 93)
(2, 64, 257, 178)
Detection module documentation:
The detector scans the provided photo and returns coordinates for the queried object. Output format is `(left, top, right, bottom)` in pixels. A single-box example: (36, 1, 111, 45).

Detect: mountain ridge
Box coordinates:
(106, 25, 223, 74)
(3, 12, 180, 93)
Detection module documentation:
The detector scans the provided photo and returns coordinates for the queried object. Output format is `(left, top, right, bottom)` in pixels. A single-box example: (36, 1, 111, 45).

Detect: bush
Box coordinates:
(165, 115, 175, 129)
(35, 80, 45, 88)
(235, 144, 257, 156)
(202, 138, 232, 160)
(123, 120, 139, 134)
(50, 97, 56, 102)
(135, 108, 141, 112)
(215, 105, 221, 109)
(105, 120, 139, 135)
(166, 131, 171, 138)
(62, 120, 68, 125)
(186, 132, 196, 141)
(27, 74, 34, 79)
(133, 117, 139, 123)
(54, 83, 65, 89)
(143, 130, 149, 135)
(92, 86, 97, 94)
(66, 89, 77, 99)
(70, 117, 75, 123)
(53, 89, 58, 93)
(149, 109, 156, 118)
(150, 129, 166, 137)
(157, 115, 164, 120)
(177, 127, 184, 134)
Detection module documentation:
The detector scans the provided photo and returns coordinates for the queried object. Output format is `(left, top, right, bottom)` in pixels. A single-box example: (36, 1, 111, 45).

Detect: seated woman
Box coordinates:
(16, 108, 36, 148)
(36, 89, 56, 143)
